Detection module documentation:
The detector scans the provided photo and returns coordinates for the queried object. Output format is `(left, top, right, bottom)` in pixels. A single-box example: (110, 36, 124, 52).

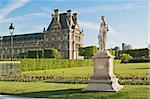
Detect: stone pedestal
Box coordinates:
(82, 51, 123, 92)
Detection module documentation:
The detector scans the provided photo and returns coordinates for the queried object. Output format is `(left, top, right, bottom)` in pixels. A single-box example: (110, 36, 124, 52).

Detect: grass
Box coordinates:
(0, 81, 149, 99)
(114, 63, 150, 78)
(21, 63, 150, 78)
(0, 81, 85, 94)
(22, 66, 92, 77)
(0, 63, 149, 98)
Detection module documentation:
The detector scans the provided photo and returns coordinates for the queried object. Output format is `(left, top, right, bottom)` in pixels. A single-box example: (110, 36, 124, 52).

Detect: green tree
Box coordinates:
(126, 44, 132, 50)
(119, 53, 133, 64)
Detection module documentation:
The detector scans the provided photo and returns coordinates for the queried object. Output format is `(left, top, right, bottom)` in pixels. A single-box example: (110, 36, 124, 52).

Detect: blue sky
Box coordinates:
(0, 0, 149, 49)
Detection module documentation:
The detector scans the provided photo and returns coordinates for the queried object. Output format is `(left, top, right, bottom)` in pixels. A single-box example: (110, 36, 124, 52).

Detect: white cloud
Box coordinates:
(0, 13, 45, 24)
(0, 12, 47, 35)
(78, 2, 147, 13)
(0, 0, 30, 20)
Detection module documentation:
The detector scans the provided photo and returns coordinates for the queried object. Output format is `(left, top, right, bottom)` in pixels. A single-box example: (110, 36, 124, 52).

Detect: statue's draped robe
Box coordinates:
(99, 21, 109, 51)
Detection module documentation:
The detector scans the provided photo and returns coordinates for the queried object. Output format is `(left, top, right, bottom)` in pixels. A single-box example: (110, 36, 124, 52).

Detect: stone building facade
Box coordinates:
(0, 9, 84, 59)
(0, 33, 44, 58)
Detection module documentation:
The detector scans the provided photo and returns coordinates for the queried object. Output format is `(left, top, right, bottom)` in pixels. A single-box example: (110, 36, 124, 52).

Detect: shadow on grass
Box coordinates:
(15, 89, 95, 98)
(2, 88, 149, 98)
(134, 67, 150, 70)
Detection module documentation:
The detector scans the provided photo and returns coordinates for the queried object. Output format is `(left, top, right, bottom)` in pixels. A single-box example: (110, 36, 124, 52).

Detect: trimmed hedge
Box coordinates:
(129, 58, 150, 63)
(21, 59, 93, 71)
(79, 46, 98, 59)
(44, 48, 60, 59)
(27, 48, 60, 59)
(21, 59, 121, 72)
(119, 48, 150, 58)
(27, 50, 43, 58)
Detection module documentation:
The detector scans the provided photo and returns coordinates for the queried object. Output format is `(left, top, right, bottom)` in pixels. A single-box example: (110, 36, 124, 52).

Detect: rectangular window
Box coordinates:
(52, 43, 54, 47)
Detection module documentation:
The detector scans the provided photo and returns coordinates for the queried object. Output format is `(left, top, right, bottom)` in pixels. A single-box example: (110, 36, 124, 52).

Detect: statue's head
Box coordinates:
(101, 16, 105, 21)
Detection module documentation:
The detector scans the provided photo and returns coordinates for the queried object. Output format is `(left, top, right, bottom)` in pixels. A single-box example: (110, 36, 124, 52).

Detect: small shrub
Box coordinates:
(119, 53, 133, 63)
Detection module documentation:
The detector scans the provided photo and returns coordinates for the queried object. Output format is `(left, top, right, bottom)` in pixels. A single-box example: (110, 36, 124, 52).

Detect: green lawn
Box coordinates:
(0, 81, 149, 99)
(22, 63, 150, 78)
(0, 63, 149, 98)
(114, 63, 150, 78)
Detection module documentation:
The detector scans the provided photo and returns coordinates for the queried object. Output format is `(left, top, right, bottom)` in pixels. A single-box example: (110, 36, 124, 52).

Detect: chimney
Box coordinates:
(122, 43, 125, 50)
(54, 9, 59, 23)
(73, 13, 78, 25)
(67, 10, 72, 28)
(43, 27, 45, 32)
(54, 9, 59, 14)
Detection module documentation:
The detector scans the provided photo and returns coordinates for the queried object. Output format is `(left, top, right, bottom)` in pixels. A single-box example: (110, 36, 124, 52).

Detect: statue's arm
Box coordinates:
(106, 23, 109, 31)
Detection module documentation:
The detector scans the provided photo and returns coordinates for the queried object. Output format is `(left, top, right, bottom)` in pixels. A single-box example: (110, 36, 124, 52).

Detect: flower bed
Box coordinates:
(0, 75, 149, 85)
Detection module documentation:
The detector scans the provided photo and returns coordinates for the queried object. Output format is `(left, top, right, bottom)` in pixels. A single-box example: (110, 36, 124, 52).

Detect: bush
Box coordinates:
(119, 53, 133, 63)
(114, 59, 121, 64)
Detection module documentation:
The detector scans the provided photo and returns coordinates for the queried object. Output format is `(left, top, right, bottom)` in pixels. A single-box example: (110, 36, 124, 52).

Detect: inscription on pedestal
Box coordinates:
(97, 65, 104, 69)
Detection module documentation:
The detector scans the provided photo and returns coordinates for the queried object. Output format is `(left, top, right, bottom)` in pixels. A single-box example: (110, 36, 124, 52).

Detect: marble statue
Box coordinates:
(82, 16, 123, 92)
(98, 16, 109, 51)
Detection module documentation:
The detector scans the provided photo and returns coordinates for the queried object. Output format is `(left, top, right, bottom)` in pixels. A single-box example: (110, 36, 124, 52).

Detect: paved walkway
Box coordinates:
(0, 61, 21, 64)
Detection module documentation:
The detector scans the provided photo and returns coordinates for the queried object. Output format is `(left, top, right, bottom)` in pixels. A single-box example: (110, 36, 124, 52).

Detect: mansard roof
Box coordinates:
(60, 13, 70, 29)
(3, 32, 44, 42)
(47, 13, 75, 31)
